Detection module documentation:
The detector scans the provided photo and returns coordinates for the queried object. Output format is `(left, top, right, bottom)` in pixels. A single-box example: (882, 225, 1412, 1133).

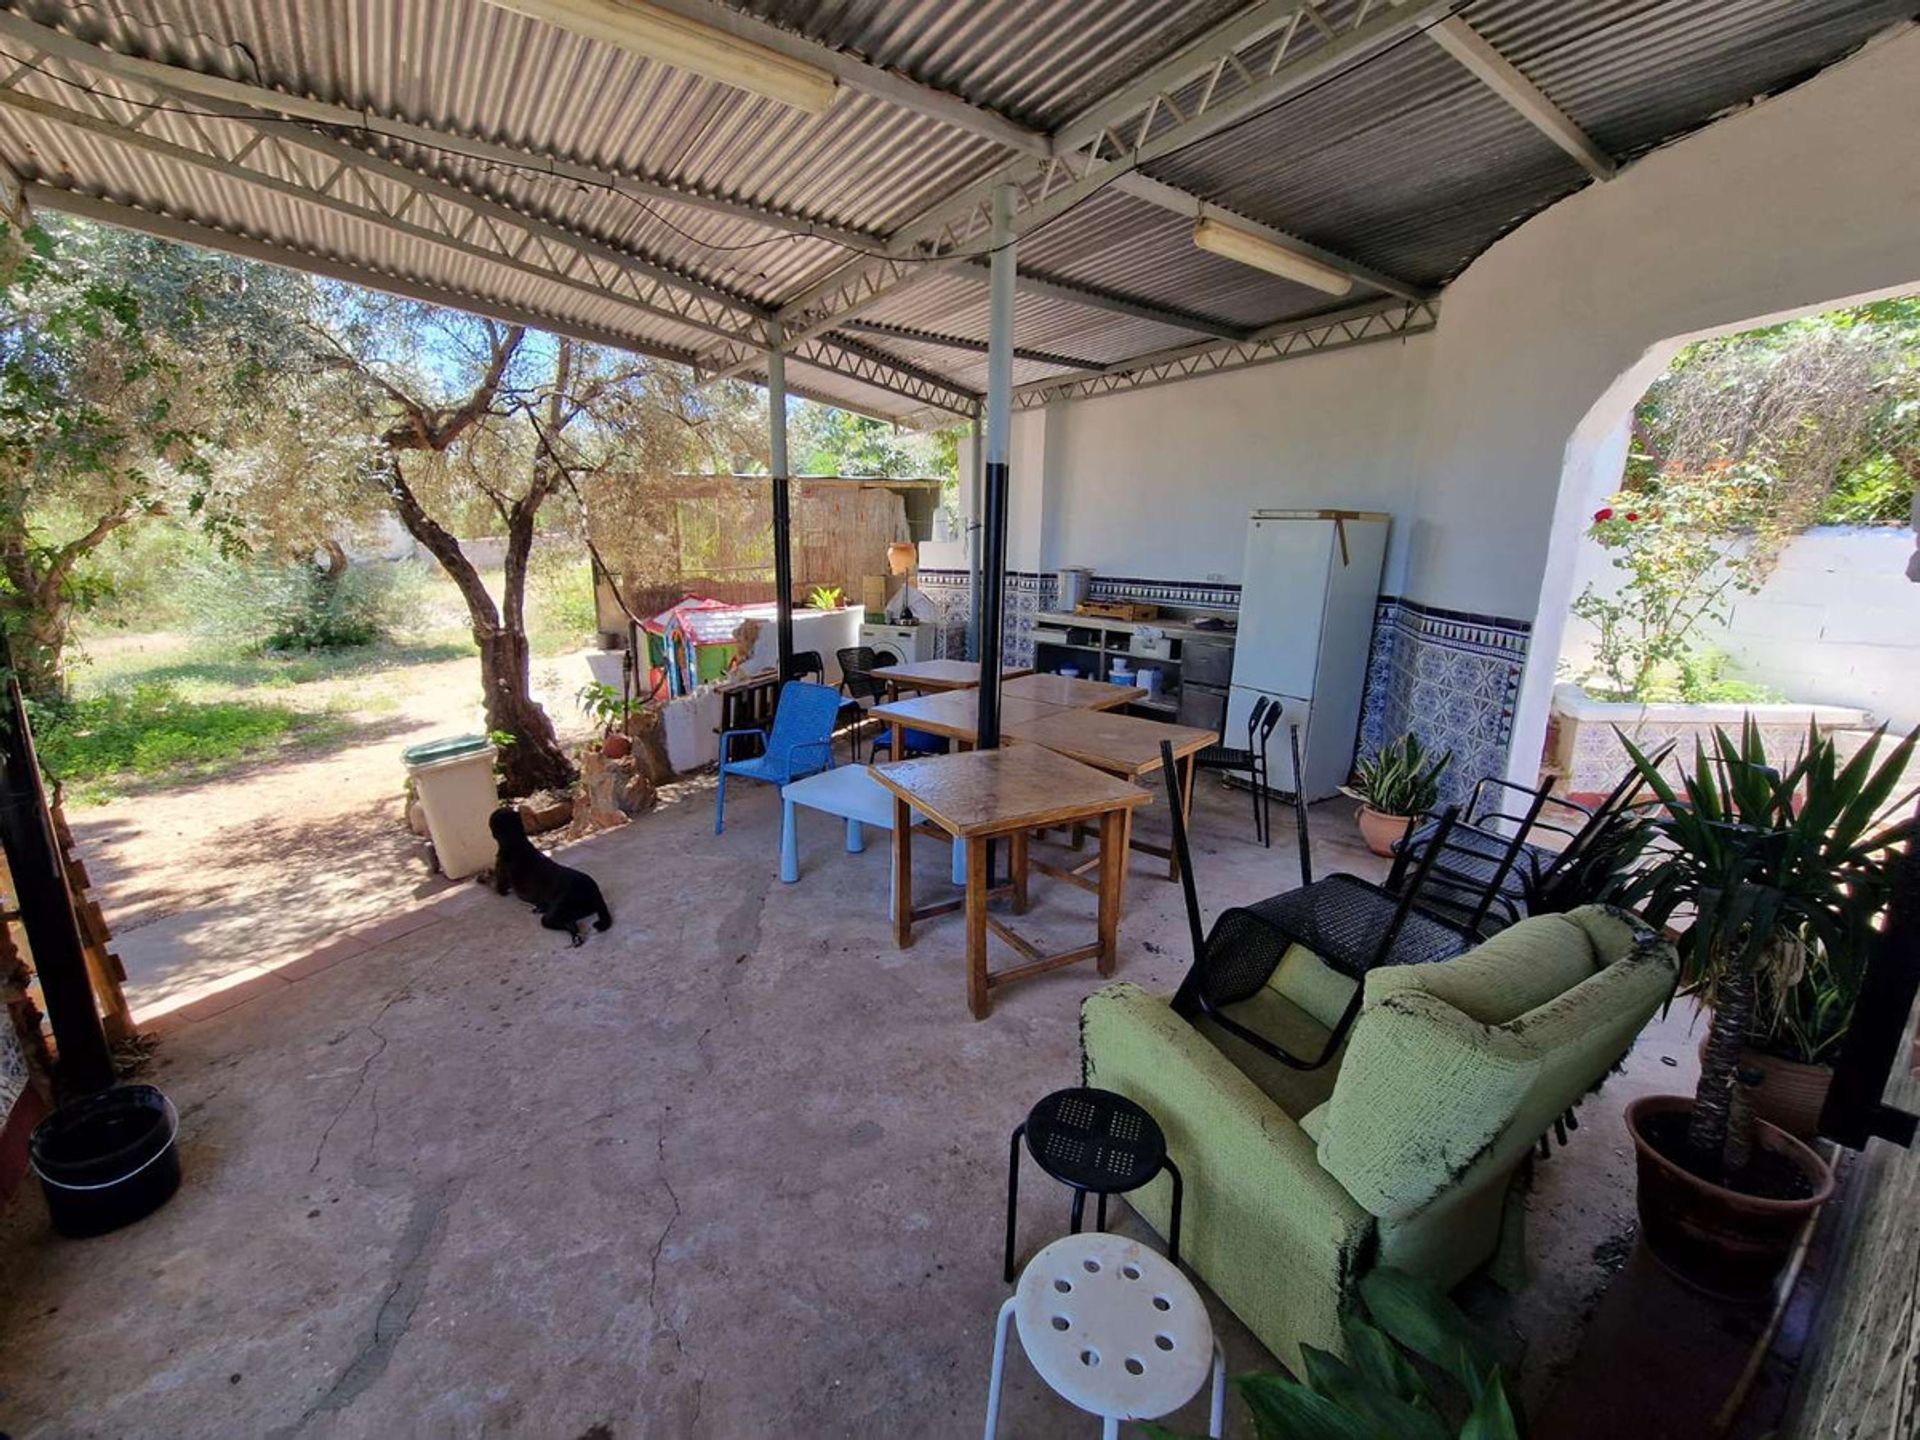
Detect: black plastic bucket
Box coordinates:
(28, 1084, 181, 1238)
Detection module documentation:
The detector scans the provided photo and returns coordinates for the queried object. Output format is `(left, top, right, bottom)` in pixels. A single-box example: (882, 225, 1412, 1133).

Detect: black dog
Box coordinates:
(486, 808, 612, 946)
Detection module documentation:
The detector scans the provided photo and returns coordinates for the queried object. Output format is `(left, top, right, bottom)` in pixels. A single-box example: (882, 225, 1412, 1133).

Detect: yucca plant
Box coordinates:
(1617, 718, 1916, 1180)
(1147, 1268, 1522, 1440)
(1348, 732, 1451, 817)
(805, 584, 845, 610)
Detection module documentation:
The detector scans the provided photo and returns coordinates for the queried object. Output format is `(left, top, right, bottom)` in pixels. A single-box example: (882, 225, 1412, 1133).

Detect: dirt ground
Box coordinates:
(66, 632, 604, 1016)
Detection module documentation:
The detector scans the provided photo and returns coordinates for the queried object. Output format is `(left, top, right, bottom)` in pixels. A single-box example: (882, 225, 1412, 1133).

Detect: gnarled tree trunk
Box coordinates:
(380, 454, 575, 797)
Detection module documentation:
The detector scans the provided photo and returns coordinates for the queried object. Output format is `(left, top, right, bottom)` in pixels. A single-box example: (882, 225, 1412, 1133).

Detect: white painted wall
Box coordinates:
(1036, 341, 1430, 592)
(1560, 527, 1920, 730)
(1015, 23, 1920, 779)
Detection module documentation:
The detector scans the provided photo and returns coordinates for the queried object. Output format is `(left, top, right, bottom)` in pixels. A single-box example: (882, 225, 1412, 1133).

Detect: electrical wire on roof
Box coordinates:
(0, 0, 1476, 283)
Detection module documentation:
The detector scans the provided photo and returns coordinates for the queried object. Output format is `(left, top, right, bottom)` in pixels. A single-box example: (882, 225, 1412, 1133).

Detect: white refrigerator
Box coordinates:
(1225, 510, 1390, 802)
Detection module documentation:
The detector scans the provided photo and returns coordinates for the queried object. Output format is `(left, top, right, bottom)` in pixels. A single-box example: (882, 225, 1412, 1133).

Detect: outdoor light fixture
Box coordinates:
(482, 0, 840, 113)
(1191, 217, 1354, 297)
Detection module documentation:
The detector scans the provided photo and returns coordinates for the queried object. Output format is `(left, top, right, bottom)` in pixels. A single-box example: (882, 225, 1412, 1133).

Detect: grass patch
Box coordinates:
(34, 683, 350, 802)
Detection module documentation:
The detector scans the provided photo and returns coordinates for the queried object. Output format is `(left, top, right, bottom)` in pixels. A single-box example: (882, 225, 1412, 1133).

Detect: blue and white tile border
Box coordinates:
(1357, 596, 1531, 805)
(910, 572, 1530, 798)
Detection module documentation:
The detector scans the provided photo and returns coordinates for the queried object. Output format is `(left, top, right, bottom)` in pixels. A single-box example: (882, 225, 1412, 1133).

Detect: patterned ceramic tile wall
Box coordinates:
(1, 1027, 26, 1119)
(1086, 575, 1243, 611)
(915, 569, 971, 659)
(1358, 597, 1531, 804)
(917, 569, 1528, 799)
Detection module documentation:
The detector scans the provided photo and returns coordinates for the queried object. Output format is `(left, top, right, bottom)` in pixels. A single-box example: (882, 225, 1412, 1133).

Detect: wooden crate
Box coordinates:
(1074, 600, 1158, 621)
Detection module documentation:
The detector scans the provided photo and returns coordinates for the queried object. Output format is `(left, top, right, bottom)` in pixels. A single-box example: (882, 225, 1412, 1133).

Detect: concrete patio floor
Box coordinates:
(0, 772, 1695, 1438)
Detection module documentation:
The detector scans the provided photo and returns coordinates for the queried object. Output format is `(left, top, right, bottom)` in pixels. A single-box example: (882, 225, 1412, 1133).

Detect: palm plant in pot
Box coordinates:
(1344, 732, 1450, 857)
(1616, 719, 1915, 1299)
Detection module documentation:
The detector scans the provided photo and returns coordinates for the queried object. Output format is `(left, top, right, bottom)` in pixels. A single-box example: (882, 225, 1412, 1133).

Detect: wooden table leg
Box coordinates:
(889, 719, 904, 761)
(1010, 828, 1029, 914)
(893, 796, 913, 949)
(967, 836, 990, 1019)
(1097, 808, 1125, 976)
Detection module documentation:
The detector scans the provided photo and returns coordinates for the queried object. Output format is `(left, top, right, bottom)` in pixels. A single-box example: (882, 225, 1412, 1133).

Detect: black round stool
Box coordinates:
(1004, 1086, 1184, 1283)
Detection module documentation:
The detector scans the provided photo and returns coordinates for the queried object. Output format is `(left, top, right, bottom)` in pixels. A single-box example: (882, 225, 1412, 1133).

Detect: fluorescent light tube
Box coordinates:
(484, 0, 840, 114)
(1192, 217, 1353, 297)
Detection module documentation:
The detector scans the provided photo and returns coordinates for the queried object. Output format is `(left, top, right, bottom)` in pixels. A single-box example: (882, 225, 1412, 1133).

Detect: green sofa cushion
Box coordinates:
(1365, 910, 1600, 1025)
(1196, 985, 1343, 1121)
(1317, 991, 1539, 1220)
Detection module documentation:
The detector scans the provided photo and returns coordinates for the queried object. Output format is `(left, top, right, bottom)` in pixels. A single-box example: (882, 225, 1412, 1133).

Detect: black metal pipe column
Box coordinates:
(0, 653, 112, 1095)
(967, 413, 984, 663)
(768, 318, 795, 680)
(974, 185, 1016, 750)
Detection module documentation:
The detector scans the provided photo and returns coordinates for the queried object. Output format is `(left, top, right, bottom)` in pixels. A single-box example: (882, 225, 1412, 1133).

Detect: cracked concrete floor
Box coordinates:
(0, 777, 1690, 1437)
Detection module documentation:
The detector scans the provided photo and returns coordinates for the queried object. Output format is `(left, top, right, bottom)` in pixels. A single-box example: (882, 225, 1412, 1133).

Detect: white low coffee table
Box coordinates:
(780, 766, 964, 912)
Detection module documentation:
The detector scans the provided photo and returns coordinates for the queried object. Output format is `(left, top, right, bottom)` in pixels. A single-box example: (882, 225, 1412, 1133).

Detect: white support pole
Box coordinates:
(975, 185, 1016, 749)
(767, 319, 795, 679)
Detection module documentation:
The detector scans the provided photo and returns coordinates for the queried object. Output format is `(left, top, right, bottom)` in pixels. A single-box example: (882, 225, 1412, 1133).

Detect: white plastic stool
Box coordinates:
(984, 1232, 1225, 1439)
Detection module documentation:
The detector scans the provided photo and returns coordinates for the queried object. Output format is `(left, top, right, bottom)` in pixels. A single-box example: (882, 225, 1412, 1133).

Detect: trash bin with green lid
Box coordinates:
(402, 734, 498, 880)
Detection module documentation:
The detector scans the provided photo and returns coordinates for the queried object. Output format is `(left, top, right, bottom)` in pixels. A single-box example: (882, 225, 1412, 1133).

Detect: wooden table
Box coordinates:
(871, 747, 1151, 1019)
(871, 658, 1033, 696)
(870, 689, 1069, 757)
(1000, 671, 1142, 712)
(1003, 708, 1218, 880)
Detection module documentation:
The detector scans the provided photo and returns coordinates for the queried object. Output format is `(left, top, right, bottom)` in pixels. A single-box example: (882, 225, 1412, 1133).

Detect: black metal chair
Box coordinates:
(1386, 742, 1675, 925)
(1162, 739, 1475, 1072)
(838, 644, 945, 763)
(792, 648, 864, 745)
(1195, 695, 1285, 846)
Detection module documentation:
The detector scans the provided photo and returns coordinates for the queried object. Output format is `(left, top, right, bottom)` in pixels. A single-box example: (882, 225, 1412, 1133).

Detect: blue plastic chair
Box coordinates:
(714, 680, 842, 833)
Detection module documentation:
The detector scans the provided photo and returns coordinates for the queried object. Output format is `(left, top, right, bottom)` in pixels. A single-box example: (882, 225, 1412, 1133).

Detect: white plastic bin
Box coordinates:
(402, 735, 499, 879)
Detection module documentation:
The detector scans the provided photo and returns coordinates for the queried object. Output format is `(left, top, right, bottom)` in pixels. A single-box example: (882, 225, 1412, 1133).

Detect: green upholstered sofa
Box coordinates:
(1080, 904, 1676, 1372)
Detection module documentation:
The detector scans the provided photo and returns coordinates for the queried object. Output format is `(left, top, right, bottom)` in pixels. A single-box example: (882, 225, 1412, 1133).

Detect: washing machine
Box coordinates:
(859, 620, 938, 666)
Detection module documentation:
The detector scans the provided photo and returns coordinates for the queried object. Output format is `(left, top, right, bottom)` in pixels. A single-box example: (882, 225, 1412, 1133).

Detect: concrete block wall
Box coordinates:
(1561, 527, 1920, 730)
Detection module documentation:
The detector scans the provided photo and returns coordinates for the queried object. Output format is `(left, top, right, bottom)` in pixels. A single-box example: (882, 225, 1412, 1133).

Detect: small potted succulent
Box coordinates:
(576, 680, 639, 759)
(1616, 719, 1915, 1299)
(1344, 732, 1450, 857)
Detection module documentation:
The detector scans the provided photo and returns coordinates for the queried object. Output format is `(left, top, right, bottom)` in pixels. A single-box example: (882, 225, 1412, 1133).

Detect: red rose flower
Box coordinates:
(1624, 511, 1640, 522)
(1593, 507, 1614, 522)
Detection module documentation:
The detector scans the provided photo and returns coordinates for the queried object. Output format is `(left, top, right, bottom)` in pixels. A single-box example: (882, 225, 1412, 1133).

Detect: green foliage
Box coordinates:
(805, 583, 844, 610)
(189, 557, 425, 652)
(1575, 296, 1920, 702)
(1350, 733, 1450, 816)
(574, 680, 637, 729)
(0, 216, 319, 697)
(527, 550, 598, 650)
(1570, 475, 1778, 703)
(1148, 1269, 1521, 1440)
(30, 682, 329, 800)
(1616, 720, 1917, 1165)
(789, 403, 956, 480)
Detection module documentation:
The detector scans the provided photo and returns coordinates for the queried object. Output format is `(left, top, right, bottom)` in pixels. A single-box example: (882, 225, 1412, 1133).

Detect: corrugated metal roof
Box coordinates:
(0, 0, 1910, 420)
(730, 0, 1256, 130)
(1468, 0, 1919, 163)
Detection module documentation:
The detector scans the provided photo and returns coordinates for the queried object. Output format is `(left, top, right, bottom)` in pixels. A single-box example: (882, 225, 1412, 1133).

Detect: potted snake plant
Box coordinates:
(1615, 719, 1915, 1299)
(1344, 732, 1451, 857)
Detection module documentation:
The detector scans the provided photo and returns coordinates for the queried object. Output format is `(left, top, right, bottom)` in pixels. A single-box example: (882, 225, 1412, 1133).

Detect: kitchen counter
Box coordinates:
(1033, 610, 1236, 640)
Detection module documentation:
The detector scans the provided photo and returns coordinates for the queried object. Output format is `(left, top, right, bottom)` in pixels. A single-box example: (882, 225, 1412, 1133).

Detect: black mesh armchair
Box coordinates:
(1161, 738, 1475, 1072)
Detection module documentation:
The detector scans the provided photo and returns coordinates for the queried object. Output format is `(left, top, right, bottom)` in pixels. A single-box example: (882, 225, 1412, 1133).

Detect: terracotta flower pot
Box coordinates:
(1625, 1094, 1834, 1301)
(1355, 805, 1413, 857)
(1742, 1049, 1834, 1142)
(602, 730, 633, 760)
(1692, 1034, 1835, 1142)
